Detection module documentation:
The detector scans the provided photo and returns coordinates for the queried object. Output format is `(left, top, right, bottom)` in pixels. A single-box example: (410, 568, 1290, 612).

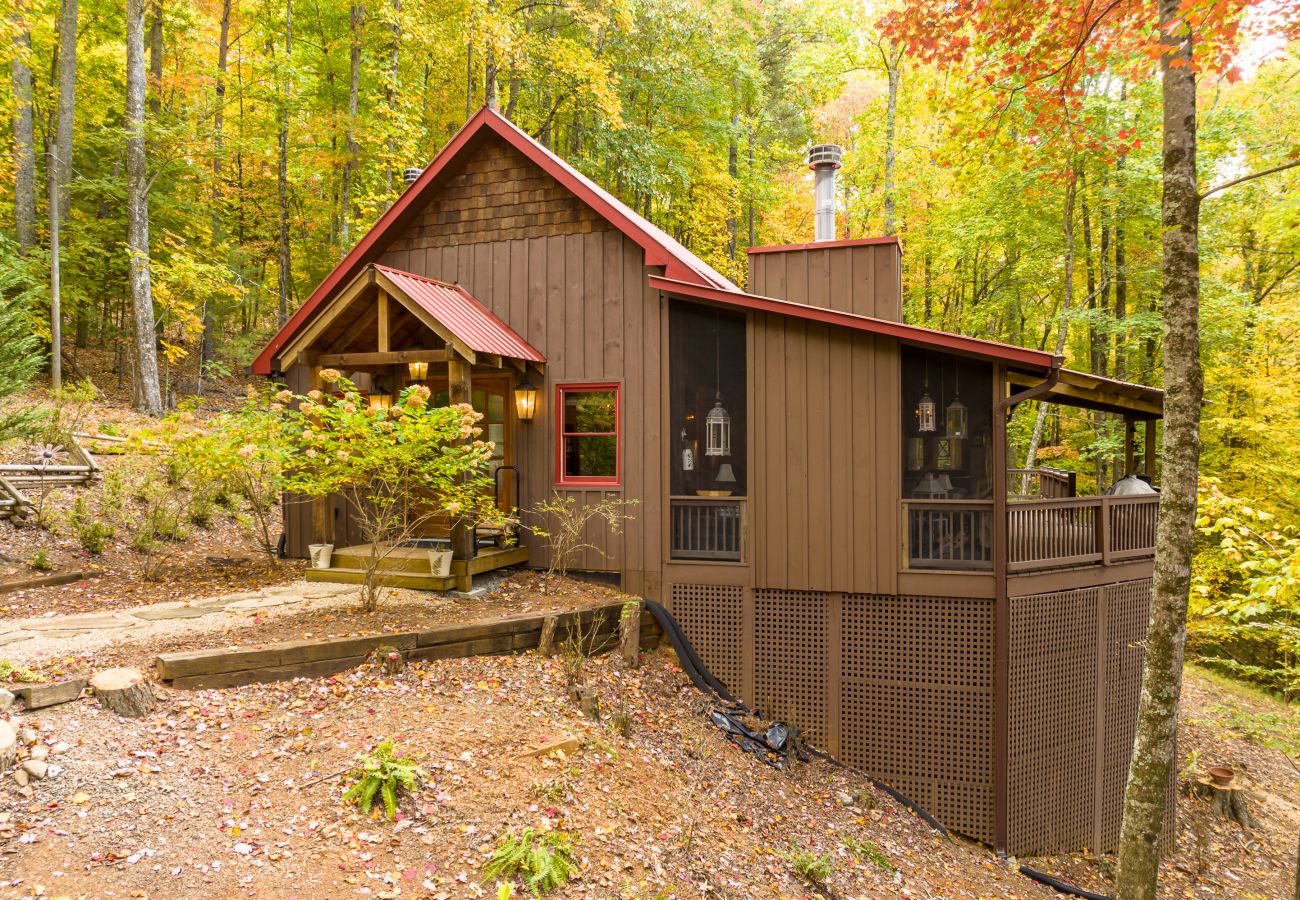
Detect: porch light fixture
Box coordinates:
(716, 462, 736, 484)
(946, 390, 968, 439)
(368, 393, 393, 410)
(917, 389, 937, 433)
(514, 379, 539, 423)
(408, 359, 429, 381)
(705, 395, 731, 457)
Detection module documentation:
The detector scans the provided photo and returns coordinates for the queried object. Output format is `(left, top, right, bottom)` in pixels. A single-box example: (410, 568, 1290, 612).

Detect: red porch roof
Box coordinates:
(374, 265, 544, 363)
(253, 106, 738, 375)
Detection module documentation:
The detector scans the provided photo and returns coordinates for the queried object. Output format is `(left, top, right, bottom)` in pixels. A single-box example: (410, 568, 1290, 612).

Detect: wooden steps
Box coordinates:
(305, 544, 530, 592)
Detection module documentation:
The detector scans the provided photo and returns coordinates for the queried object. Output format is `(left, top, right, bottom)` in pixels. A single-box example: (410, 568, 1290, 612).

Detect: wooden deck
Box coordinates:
(305, 543, 529, 592)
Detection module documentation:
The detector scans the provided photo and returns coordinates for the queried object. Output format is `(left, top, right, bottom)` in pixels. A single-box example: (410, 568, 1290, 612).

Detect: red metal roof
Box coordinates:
(253, 106, 738, 374)
(647, 275, 1061, 369)
(374, 265, 545, 363)
(747, 236, 902, 255)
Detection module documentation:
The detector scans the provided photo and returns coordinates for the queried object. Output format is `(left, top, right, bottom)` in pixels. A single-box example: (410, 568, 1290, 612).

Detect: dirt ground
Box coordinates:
(2, 599, 1297, 899)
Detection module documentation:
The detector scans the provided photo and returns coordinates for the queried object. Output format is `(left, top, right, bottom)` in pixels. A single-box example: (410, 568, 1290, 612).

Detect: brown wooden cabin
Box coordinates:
(254, 107, 1165, 855)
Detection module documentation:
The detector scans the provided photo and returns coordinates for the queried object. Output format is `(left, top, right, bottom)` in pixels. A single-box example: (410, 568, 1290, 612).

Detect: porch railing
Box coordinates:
(902, 494, 1159, 572)
(1006, 466, 1077, 501)
(670, 497, 744, 561)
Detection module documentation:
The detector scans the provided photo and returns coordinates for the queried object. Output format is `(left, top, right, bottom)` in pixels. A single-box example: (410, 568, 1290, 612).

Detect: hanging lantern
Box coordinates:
(946, 391, 968, 438)
(408, 358, 429, 381)
(513, 380, 539, 423)
(368, 393, 393, 410)
(917, 390, 937, 433)
(705, 395, 731, 457)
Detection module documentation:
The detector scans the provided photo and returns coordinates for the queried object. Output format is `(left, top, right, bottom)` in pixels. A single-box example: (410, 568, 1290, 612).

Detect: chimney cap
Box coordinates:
(403, 167, 424, 184)
(807, 144, 843, 170)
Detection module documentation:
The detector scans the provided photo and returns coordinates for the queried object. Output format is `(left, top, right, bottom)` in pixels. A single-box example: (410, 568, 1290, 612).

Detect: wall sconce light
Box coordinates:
(368, 393, 393, 410)
(514, 379, 539, 423)
(408, 359, 429, 381)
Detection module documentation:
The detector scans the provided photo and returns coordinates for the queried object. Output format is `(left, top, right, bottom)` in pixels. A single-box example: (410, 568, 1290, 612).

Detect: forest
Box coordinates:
(0, 0, 1296, 740)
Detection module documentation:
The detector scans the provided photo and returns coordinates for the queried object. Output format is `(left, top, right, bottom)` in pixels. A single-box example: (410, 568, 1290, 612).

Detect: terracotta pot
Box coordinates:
(1208, 766, 1234, 786)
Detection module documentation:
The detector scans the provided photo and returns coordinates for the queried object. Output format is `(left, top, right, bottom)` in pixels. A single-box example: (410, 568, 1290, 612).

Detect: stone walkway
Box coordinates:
(0, 582, 359, 664)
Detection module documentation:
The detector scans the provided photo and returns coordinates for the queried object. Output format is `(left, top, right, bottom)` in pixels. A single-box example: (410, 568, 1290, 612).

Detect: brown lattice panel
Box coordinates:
(840, 593, 995, 841)
(669, 583, 744, 695)
(753, 590, 829, 749)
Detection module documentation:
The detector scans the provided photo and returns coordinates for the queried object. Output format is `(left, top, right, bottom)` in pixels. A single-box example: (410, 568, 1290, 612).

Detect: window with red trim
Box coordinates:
(556, 384, 620, 485)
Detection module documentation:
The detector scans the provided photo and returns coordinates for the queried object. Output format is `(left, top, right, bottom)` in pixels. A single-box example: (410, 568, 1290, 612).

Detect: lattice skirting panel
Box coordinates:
(1009, 579, 1155, 854)
(668, 583, 745, 696)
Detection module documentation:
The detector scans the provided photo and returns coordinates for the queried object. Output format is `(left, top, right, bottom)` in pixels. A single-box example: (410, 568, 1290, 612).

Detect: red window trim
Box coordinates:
(554, 382, 622, 487)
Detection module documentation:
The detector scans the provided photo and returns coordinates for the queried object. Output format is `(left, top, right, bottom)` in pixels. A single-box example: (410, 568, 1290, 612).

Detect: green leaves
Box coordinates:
(483, 827, 577, 896)
(342, 739, 427, 821)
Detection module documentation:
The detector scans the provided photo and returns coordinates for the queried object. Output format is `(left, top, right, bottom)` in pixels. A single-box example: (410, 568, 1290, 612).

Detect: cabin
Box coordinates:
(253, 107, 1165, 856)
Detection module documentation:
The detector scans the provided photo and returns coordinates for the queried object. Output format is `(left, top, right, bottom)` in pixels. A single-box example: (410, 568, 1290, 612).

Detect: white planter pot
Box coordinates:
(428, 549, 453, 577)
(308, 543, 334, 569)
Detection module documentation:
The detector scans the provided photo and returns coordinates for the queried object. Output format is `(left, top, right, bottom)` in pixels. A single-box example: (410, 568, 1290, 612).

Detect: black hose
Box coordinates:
(643, 598, 948, 838)
(1018, 865, 1112, 900)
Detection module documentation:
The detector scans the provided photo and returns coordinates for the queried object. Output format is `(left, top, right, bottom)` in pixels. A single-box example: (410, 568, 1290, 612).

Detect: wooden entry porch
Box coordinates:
(305, 542, 530, 592)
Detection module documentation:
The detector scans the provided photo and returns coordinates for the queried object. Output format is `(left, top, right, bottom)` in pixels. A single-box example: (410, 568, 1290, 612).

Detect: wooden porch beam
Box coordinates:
(377, 290, 390, 352)
(1144, 421, 1157, 477)
(316, 349, 448, 367)
(447, 354, 475, 573)
(332, 305, 381, 358)
(1124, 418, 1136, 476)
(278, 269, 376, 370)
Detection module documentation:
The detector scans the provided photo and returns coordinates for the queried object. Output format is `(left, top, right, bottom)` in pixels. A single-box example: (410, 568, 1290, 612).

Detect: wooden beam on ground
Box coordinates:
(316, 349, 448, 368)
(447, 354, 475, 568)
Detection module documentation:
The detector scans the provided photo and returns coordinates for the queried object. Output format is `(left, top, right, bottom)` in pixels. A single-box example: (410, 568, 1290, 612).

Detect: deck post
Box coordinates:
(309, 365, 335, 546)
(1123, 416, 1136, 476)
(447, 352, 476, 578)
(1144, 420, 1157, 478)
(991, 364, 1009, 855)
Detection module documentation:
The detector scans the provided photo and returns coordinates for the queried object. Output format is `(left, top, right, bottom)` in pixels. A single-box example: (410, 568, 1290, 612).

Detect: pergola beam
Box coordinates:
(316, 349, 448, 367)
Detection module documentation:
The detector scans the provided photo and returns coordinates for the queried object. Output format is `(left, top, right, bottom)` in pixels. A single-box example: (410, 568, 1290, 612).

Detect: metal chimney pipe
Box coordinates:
(403, 167, 424, 184)
(807, 144, 843, 242)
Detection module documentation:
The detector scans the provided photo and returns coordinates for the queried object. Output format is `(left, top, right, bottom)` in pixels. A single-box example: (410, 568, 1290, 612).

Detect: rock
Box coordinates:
(0, 721, 14, 771)
(452, 588, 488, 600)
(19, 726, 38, 745)
(20, 759, 48, 780)
(46, 764, 62, 778)
(835, 790, 854, 806)
(13, 769, 28, 787)
(50, 742, 69, 755)
(0, 688, 13, 711)
(29, 745, 48, 760)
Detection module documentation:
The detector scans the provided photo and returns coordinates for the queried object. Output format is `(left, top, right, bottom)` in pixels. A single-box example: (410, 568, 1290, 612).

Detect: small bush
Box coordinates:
(843, 836, 895, 873)
(68, 496, 115, 553)
(483, 827, 577, 896)
(29, 549, 54, 571)
(342, 739, 426, 820)
(783, 844, 833, 887)
(0, 659, 42, 683)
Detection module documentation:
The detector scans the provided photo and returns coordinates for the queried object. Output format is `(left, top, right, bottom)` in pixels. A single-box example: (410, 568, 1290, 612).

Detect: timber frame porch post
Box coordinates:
(447, 352, 476, 577)
(992, 363, 1009, 854)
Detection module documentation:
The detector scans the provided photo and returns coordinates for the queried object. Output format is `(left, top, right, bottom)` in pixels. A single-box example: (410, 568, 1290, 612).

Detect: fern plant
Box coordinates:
(483, 827, 578, 896)
(782, 844, 834, 886)
(341, 739, 426, 820)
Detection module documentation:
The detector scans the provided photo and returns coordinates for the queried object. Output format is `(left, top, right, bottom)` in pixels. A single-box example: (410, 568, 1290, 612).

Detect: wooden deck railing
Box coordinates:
(670, 497, 744, 561)
(902, 494, 1159, 572)
(1007, 466, 1077, 500)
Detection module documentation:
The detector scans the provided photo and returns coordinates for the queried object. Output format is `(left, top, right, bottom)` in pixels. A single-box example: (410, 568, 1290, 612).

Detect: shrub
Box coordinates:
(29, 549, 54, 571)
(782, 844, 833, 887)
(0, 659, 42, 683)
(528, 494, 636, 580)
(342, 739, 426, 821)
(68, 496, 115, 553)
(843, 836, 895, 873)
(483, 827, 577, 896)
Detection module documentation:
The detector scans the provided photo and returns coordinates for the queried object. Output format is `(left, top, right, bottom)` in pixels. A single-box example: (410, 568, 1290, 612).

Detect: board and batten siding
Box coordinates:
(749, 313, 901, 596)
(377, 231, 665, 599)
(748, 242, 902, 322)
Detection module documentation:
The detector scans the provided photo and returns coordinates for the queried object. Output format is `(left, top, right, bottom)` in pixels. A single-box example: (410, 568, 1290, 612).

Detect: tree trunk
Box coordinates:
(277, 0, 293, 326)
(484, 0, 497, 109)
(726, 111, 738, 260)
(200, 0, 231, 384)
(1114, 156, 1129, 379)
(54, 0, 76, 220)
(90, 668, 158, 717)
(341, 3, 362, 251)
(147, 0, 163, 116)
(384, 0, 400, 196)
(882, 43, 903, 235)
(1115, 3, 1202, 897)
(125, 0, 162, 416)
(10, 3, 37, 254)
(1023, 171, 1078, 474)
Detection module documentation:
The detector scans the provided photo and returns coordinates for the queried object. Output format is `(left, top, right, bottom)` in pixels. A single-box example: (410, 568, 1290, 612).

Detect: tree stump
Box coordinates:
(89, 668, 158, 718)
(1194, 776, 1253, 829)
(0, 721, 15, 772)
(618, 601, 641, 669)
(538, 614, 559, 656)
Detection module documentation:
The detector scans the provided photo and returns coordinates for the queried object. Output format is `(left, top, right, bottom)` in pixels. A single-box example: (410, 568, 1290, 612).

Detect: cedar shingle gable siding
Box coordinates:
(384, 136, 612, 253)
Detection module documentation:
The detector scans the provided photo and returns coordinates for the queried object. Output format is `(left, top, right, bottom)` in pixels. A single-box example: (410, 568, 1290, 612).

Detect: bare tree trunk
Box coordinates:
(341, 3, 362, 251)
(483, 0, 497, 109)
(126, 0, 161, 416)
(53, 0, 76, 220)
(881, 43, 903, 235)
(10, 2, 37, 253)
(1114, 156, 1129, 380)
(726, 111, 738, 260)
(1115, 3, 1201, 897)
(49, 144, 62, 391)
(384, 0, 399, 196)
(277, 0, 293, 326)
(147, 0, 163, 116)
(200, 0, 231, 382)
(1022, 171, 1078, 475)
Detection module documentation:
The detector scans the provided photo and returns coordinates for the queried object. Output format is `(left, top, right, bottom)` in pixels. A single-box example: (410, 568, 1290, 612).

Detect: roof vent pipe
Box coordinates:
(403, 167, 424, 184)
(807, 144, 843, 242)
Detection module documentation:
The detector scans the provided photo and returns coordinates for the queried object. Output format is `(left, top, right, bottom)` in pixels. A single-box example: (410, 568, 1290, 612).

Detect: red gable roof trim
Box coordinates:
(254, 106, 738, 375)
(747, 236, 902, 255)
(373, 265, 544, 363)
(647, 275, 1060, 369)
